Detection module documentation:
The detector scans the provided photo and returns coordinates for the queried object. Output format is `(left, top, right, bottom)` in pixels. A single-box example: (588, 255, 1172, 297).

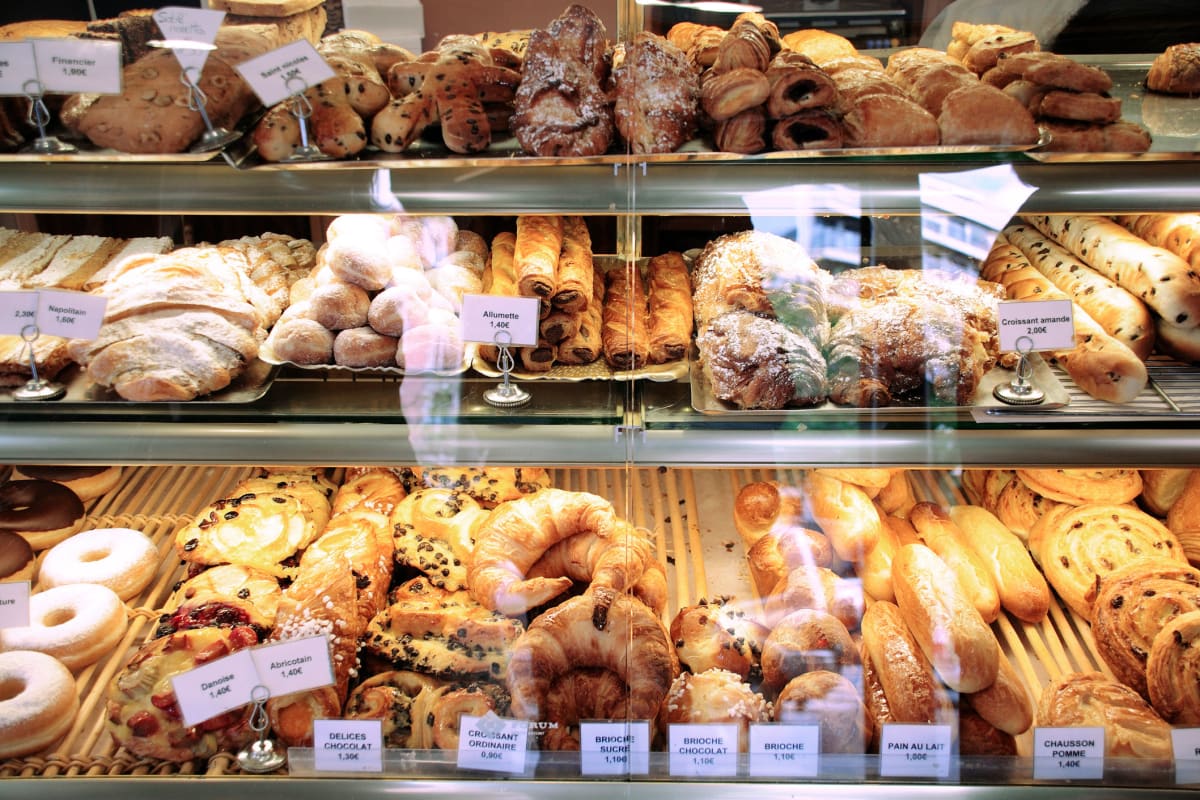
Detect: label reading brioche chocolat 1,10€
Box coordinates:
(748, 723, 820, 778)
(668, 723, 739, 777)
(879, 723, 953, 778)
(456, 713, 530, 774)
(580, 720, 651, 776)
(1033, 726, 1105, 780)
(0, 581, 30, 628)
(313, 718, 383, 774)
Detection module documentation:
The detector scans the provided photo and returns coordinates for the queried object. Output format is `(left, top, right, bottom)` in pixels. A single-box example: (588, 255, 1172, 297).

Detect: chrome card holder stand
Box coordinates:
(993, 336, 1046, 406)
(484, 332, 531, 408)
(22, 79, 76, 154)
(237, 685, 286, 773)
(12, 324, 65, 401)
(279, 75, 332, 163)
(181, 66, 240, 153)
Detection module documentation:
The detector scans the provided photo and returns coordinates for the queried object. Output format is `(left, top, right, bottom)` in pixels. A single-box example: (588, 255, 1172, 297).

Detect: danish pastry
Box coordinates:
(1146, 609, 1200, 724)
(1037, 672, 1172, 761)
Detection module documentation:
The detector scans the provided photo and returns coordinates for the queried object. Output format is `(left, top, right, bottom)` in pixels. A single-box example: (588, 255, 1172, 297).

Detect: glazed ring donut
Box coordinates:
(0, 531, 35, 583)
(0, 650, 79, 758)
(0, 480, 85, 550)
(0, 583, 127, 671)
(39, 527, 159, 601)
(14, 465, 122, 502)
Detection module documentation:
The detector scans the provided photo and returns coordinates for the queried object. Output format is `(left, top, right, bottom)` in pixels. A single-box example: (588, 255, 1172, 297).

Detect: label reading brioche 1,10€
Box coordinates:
(460, 294, 540, 348)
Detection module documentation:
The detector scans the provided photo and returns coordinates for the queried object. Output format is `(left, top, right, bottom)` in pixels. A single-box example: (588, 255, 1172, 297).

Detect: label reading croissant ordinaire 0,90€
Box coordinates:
(1033, 726, 1105, 780)
(460, 294, 540, 348)
(668, 723, 739, 777)
(580, 720, 651, 775)
(235, 39, 336, 109)
(313, 718, 383, 773)
(879, 723, 953, 778)
(1172, 728, 1200, 784)
(456, 713, 530, 774)
(248, 634, 335, 698)
(171, 648, 260, 727)
(32, 38, 121, 95)
(0, 581, 31, 629)
(997, 299, 1075, 353)
(748, 723, 820, 778)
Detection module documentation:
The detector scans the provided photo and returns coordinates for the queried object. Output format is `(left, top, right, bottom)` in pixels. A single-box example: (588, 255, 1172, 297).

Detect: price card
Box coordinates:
(460, 294, 540, 347)
(748, 723, 820, 778)
(249, 634, 334, 698)
(456, 713, 530, 774)
(1173, 728, 1200, 784)
(0, 291, 38, 335)
(879, 724, 953, 778)
(0, 581, 31, 629)
(668, 723, 739, 777)
(32, 38, 121, 95)
(0, 41, 36, 97)
(313, 718, 383, 773)
(36, 289, 107, 339)
(235, 39, 335, 108)
(1033, 726, 1105, 780)
(171, 648, 260, 727)
(580, 720, 651, 776)
(152, 6, 225, 77)
(997, 299, 1075, 352)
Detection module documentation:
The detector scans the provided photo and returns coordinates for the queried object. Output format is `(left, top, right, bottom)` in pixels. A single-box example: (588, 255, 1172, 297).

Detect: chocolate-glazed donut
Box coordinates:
(0, 480, 85, 550)
(14, 465, 121, 502)
(0, 530, 35, 582)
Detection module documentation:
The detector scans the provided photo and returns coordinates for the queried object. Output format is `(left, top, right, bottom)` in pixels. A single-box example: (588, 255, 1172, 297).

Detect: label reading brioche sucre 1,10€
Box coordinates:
(460, 294, 540, 347)
(1173, 728, 1200, 784)
(0, 581, 30, 628)
(1033, 726, 1105, 780)
(879, 723, 953, 778)
(668, 723, 739, 777)
(748, 723, 820, 778)
(36, 289, 107, 340)
(0, 291, 37, 336)
(32, 38, 121, 95)
(171, 648, 260, 727)
(248, 634, 335, 698)
(456, 713, 530, 774)
(235, 38, 335, 109)
(0, 42, 36, 96)
(997, 299, 1075, 353)
(313, 718, 383, 773)
(580, 720, 651, 776)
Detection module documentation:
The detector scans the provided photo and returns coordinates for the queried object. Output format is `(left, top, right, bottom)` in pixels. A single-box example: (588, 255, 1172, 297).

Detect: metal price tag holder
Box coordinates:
(237, 684, 286, 773)
(12, 323, 65, 401)
(993, 335, 1045, 406)
(278, 74, 331, 163)
(484, 330, 531, 408)
(179, 65, 240, 152)
(21, 78, 76, 154)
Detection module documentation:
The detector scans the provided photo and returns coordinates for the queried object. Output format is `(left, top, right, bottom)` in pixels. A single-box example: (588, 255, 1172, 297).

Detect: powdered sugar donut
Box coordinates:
(0, 583, 127, 670)
(40, 528, 159, 601)
(0, 650, 78, 758)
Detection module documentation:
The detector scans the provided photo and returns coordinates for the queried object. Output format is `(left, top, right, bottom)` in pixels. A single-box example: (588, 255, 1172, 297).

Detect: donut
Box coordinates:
(0, 583, 127, 670)
(0, 531, 35, 583)
(14, 465, 122, 502)
(308, 280, 371, 330)
(333, 326, 399, 368)
(40, 527, 159, 601)
(0, 479, 85, 550)
(0, 650, 79, 758)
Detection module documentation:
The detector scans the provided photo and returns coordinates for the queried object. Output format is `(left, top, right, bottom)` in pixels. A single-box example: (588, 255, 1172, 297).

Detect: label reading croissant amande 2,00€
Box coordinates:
(879, 723, 953, 778)
(997, 299, 1075, 353)
(1034, 726, 1105, 780)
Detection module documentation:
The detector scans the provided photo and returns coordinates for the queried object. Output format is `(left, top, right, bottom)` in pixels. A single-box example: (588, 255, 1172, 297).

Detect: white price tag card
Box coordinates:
(0, 42, 37, 97)
(152, 6, 225, 77)
(1033, 726, 1105, 780)
(250, 634, 334, 698)
(580, 720, 650, 776)
(32, 38, 121, 95)
(313, 718, 383, 773)
(36, 289, 107, 339)
(748, 723, 820, 778)
(0, 581, 31, 628)
(997, 299, 1075, 352)
(1173, 728, 1200, 784)
(668, 723, 739, 777)
(171, 648, 259, 727)
(460, 294, 540, 347)
(235, 39, 335, 108)
(879, 724, 953, 778)
(456, 713, 529, 774)
(0, 291, 38, 335)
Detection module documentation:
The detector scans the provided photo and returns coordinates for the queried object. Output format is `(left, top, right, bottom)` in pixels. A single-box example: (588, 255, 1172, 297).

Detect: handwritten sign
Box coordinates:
(749, 723, 820, 777)
(153, 6, 225, 78)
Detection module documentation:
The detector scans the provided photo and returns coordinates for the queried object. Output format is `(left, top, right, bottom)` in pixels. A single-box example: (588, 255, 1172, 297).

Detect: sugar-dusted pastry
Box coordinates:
(613, 31, 699, 155)
(1037, 672, 1173, 761)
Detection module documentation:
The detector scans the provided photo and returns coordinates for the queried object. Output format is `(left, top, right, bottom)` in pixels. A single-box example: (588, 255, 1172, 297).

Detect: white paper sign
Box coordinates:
(456, 713, 530, 774)
(1173, 728, 1200, 784)
(153, 6, 225, 79)
(460, 294, 540, 347)
(879, 723, 953, 778)
(0, 581, 31, 628)
(235, 39, 335, 108)
(580, 720, 651, 776)
(1033, 726, 1105, 780)
(668, 723, 739, 777)
(313, 718, 383, 773)
(749, 723, 820, 778)
(36, 289, 107, 339)
(32, 38, 121, 95)
(0, 42, 37, 97)
(171, 648, 259, 727)
(0, 291, 38, 335)
(249, 634, 335, 698)
(997, 299, 1075, 353)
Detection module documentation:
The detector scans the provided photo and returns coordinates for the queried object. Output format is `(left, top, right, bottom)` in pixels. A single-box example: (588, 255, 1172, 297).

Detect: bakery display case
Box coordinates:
(3, 1, 1200, 798)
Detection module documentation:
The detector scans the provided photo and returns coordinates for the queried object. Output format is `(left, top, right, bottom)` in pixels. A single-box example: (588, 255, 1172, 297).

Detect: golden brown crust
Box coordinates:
(1146, 609, 1200, 723)
(949, 504, 1051, 623)
(965, 651, 1033, 735)
(761, 608, 858, 693)
(670, 597, 767, 680)
(646, 251, 694, 364)
(910, 502, 1001, 623)
(860, 600, 954, 724)
(662, 668, 769, 753)
(1037, 672, 1173, 760)
(774, 670, 871, 753)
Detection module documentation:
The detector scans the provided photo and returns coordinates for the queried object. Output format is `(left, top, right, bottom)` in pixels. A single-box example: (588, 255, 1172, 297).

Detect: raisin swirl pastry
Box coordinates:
(1147, 609, 1200, 724)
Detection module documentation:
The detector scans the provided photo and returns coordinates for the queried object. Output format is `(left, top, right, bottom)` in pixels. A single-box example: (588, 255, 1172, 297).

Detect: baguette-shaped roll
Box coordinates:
(804, 471, 882, 562)
(909, 502, 1001, 623)
(602, 265, 651, 371)
(876, 470, 917, 518)
(965, 650, 1033, 736)
(981, 235, 1146, 403)
(857, 510, 909, 602)
(814, 468, 893, 494)
(1026, 214, 1200, 327)
(1004, 223, 1155, 361)
(1116, 213, 1200, 272)
(949, 504, 1051, 623)
(646, 251, 694, 364)
(860, 646, 894, 750)
(892, 543, 999, 693)
(514, 215, 563, 302)
(1156, 317, 1200, 363)
(860, 600, 955, 724)
(479, 231, 518, 363)
(552, 216, 593, 312)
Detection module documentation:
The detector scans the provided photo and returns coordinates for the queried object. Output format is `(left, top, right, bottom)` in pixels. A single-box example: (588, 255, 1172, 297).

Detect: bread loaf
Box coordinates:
(804, 471, 882, 562)
(949, 504, 1050, 623)
(964, 650, 1033, 735)
(909, 502, 1001, 623)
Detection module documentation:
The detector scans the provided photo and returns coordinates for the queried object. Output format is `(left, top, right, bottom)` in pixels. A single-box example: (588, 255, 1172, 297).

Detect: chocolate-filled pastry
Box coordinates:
(646, 251, 694, 363)
(841, 92, 940, 147)
(514, 215, 562, 302)
(519, 339, 557, 372)
(701, 67, 770, 121)
(771, 108, 844, 150)
(557, 265, 604, 366)
(698, 310, 826, 409)
(551, 216, 593, 312)
(540, 308, 581, 345)
(765, 51, 838, 118)
(1147, 43, 1200, 95)
(613, 32, 699, 155)
(602, 266, 651, 370)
